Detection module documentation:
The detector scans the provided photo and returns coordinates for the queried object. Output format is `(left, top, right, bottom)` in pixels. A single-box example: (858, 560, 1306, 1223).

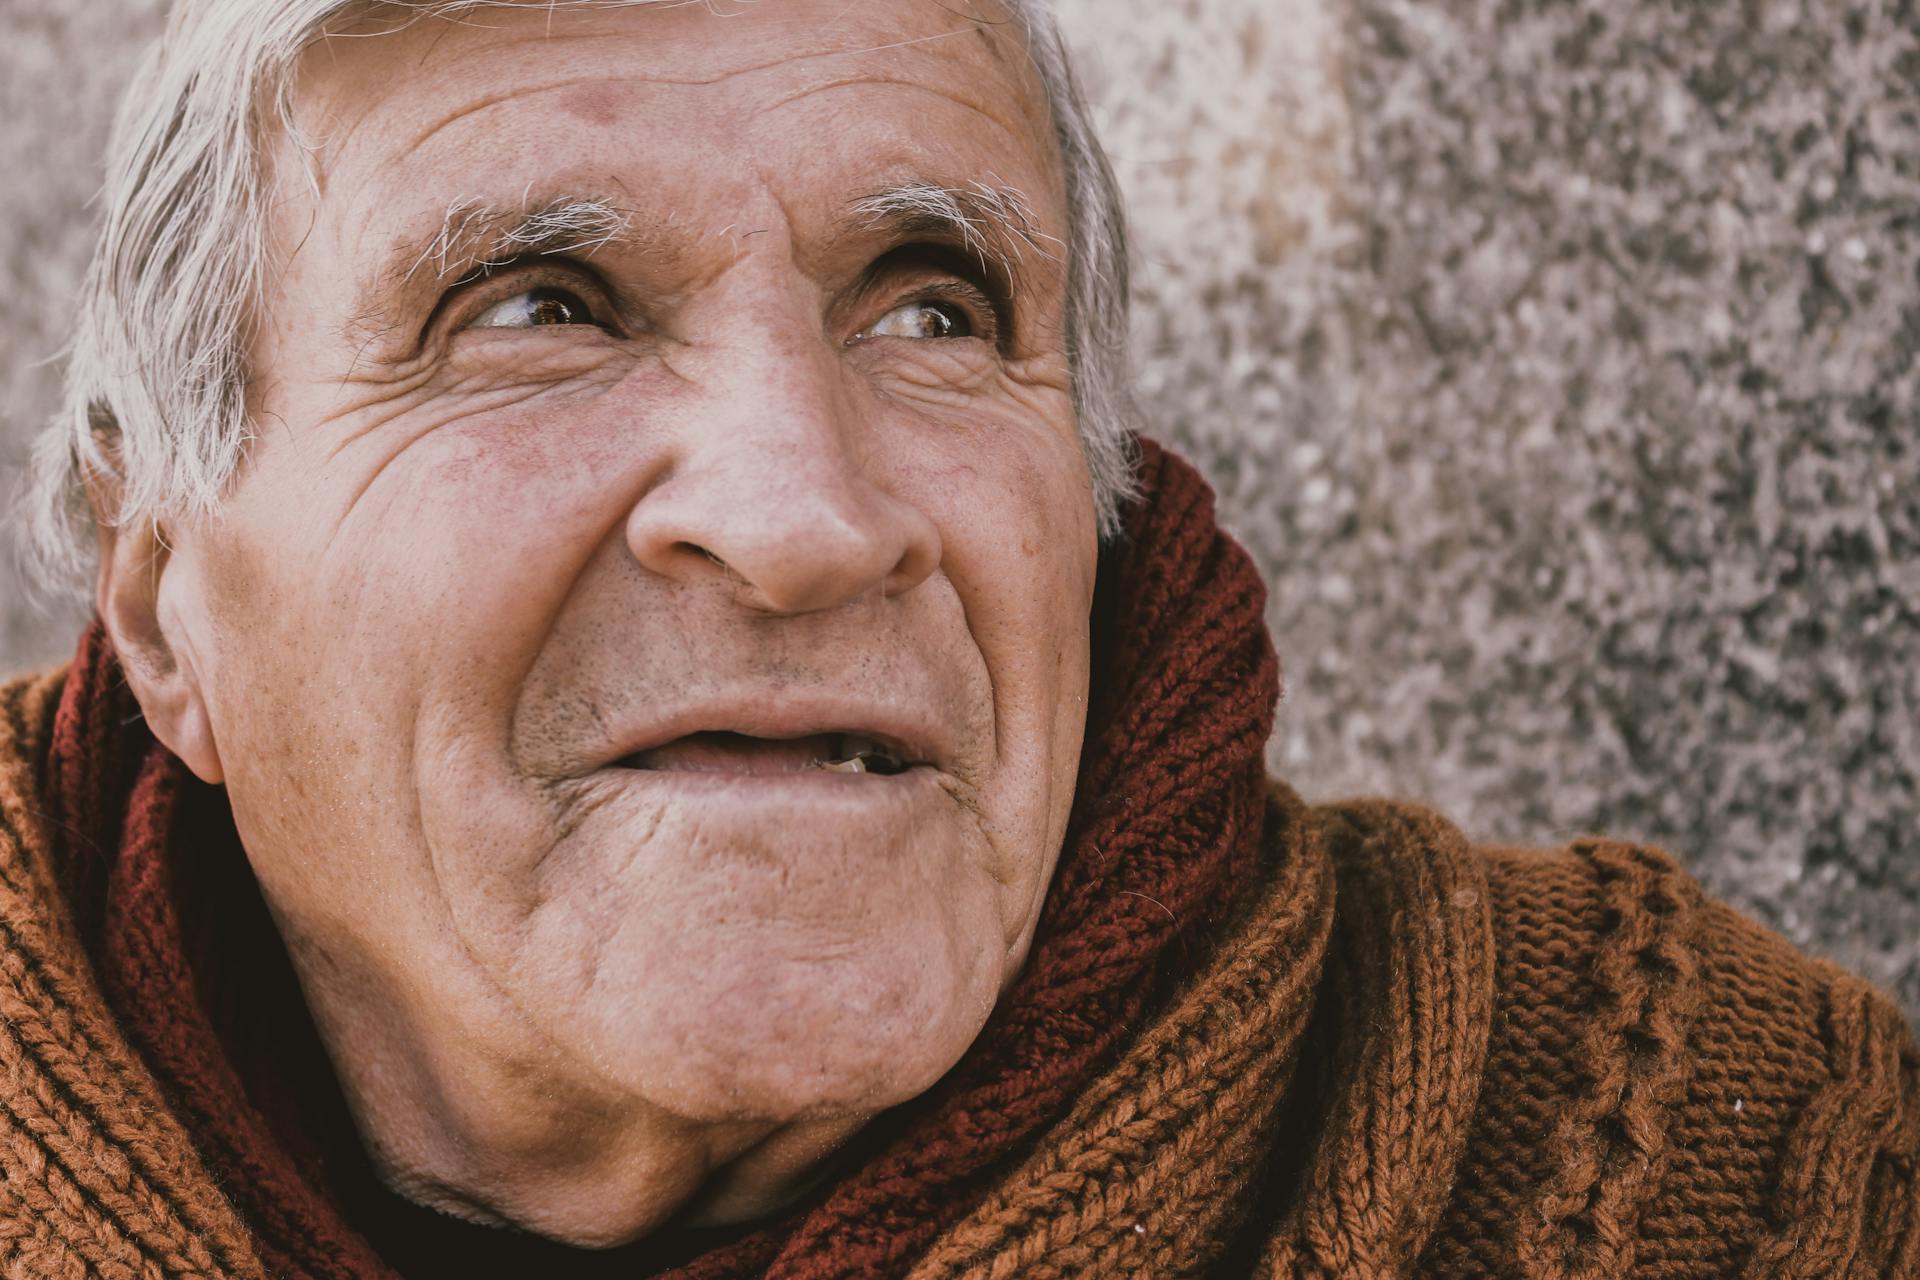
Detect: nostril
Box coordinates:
(663, 542, 750, 592)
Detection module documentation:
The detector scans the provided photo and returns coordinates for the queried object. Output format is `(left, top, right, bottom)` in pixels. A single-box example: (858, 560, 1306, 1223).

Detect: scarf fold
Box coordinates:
(44, 436, 1293, 1278)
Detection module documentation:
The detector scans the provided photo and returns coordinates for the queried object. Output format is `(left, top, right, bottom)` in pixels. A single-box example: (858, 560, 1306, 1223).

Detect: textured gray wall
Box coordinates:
(4, 0, 1917, 1019)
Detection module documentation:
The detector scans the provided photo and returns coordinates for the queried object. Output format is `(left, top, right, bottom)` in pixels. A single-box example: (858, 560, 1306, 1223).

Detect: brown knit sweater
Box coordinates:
(1, 664, 1915, 1277)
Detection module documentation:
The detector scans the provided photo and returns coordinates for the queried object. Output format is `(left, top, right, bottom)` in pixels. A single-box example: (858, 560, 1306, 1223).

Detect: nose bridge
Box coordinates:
(626, 286, 941, 613)
(711, 292, 850, 467)
(689, 294, 870, 525)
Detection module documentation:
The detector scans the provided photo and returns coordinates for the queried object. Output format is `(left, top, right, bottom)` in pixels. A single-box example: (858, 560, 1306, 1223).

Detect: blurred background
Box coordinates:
(4, 0, 1916, 1019)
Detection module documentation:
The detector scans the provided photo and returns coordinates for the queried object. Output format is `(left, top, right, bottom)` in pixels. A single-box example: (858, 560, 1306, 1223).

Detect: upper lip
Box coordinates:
(599, 697, 953, 772)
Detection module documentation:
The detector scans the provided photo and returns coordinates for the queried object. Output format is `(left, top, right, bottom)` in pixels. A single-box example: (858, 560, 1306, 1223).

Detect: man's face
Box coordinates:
(147, 0, 1096, 1244)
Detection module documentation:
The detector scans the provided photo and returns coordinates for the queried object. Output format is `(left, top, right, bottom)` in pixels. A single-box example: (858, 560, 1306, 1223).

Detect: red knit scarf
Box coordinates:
(42, 438, 1281, 1279)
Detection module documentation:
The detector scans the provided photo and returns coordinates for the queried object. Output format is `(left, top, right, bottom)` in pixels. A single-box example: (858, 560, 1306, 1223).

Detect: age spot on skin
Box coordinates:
(559, 83, 626, 128)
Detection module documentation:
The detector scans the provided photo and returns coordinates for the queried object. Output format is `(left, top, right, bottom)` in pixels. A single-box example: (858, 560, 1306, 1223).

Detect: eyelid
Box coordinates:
(858, 247, 1012, 348)
(433, 255, 624, 336)
(879, 282, 999, 342)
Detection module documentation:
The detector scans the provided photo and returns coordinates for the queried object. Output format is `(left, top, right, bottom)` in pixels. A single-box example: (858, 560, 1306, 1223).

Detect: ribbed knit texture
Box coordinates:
(0, 670, 265, 1280)
(1, 439, 1916, 1276)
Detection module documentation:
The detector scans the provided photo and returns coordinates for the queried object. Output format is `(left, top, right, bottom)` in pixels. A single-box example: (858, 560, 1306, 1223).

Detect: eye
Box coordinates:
(465, 285, 603, 330)
(864, 299, 976, 341)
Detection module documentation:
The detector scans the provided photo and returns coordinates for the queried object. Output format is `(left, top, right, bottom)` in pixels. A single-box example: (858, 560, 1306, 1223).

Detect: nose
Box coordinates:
(624, 344, 942, 614)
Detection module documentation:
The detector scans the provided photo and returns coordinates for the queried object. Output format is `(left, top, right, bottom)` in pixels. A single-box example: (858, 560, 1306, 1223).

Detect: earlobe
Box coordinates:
(95, 517, 225, 785)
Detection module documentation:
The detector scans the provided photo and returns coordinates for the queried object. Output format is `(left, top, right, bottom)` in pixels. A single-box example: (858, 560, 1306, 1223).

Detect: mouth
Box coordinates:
(614, 730, 917, 777)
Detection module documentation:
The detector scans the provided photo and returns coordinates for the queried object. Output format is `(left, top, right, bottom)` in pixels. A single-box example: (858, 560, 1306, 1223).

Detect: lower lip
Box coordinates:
(592, 763, 941, 796)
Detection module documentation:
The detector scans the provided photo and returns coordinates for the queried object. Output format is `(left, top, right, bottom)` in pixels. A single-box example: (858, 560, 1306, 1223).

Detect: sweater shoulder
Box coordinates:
(0, 667, 271, 1276)
(1422, 832, 1920, 1276)
(1475, 837, 1902, 1090)
(0, 666, 70, 928)
(0, 667, 65, 829)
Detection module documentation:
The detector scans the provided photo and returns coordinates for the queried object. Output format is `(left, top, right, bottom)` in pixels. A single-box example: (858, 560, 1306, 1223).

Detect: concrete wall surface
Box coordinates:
(3, 0, 1917, 1021)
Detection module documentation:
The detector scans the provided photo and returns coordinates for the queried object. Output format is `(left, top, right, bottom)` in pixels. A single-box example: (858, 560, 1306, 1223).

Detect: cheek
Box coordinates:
(184, 392, 656, 842)
(900, 405, 1095, 915)
(920, 410, 1097, 634)
(232, 377, 664, 655)
(892, 358, 1093, 560)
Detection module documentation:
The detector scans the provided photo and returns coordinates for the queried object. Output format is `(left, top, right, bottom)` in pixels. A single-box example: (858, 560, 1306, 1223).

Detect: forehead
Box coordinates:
(283, 0, 1061, 254)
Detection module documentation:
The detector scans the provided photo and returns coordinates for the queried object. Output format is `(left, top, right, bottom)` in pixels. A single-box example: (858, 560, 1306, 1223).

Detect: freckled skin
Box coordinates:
(98, 0, 1098, 1252)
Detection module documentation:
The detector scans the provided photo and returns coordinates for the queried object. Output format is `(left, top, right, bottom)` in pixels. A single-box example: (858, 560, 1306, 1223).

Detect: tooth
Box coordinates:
(820, 756, 868, 774)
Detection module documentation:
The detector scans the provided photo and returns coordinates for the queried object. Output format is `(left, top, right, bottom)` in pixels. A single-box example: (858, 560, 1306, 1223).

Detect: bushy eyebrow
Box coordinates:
(848, 179, 1061, 283)
(345, 192, 631, 344)
(409, 194, 632, 281)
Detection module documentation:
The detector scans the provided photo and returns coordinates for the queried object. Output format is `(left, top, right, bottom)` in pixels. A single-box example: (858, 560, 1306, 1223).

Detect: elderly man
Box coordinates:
(2, 0, 1914, 1275)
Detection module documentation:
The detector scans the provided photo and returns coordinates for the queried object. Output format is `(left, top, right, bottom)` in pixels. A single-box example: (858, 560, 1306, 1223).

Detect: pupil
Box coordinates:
(921, 304, 960, 338)
(528, 290, 578, 325)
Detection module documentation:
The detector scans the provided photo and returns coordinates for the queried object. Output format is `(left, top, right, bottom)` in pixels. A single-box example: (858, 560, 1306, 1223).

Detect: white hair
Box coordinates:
(850, 180, 1061, 268)
(21, 0, 1140, 601)
(411, 194, 635, 283)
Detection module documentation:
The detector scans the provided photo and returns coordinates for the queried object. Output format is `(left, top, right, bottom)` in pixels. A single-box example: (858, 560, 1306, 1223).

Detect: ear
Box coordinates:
(94, 513, 225, 785)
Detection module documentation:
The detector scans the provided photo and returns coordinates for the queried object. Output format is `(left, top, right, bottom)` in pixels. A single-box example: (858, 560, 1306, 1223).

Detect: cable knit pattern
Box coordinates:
(1515, 840, 1705, 1280)
(1743, 972, 1919, 1278)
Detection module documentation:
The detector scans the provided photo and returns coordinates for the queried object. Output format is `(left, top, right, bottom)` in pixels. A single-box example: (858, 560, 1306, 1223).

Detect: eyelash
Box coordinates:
(865, 245, 1012, 347)
(443, 261, 622, 335)
(434, 250, 1011, 345)
(883, 280, 1002, 343)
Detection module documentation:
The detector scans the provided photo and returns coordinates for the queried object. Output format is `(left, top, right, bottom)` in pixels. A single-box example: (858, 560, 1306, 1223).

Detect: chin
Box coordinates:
(510, 793, 1013, 1124)
(609, 921, 1000, 1122)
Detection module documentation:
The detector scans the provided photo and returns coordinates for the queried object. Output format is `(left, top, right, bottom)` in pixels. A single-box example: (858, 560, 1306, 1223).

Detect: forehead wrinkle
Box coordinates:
(758, 71, 1034, 149)
(374, 20, 1006, 170)
(287, 28, 613, 195)
(386, 74, 651, 170)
